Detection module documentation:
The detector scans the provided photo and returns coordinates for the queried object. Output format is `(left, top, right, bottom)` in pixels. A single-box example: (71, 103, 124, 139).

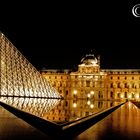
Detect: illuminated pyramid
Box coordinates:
(0, 32, 61, 98)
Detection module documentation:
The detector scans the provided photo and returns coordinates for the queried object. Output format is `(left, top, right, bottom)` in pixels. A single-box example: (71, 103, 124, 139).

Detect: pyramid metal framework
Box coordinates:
(0, 32, 61, 98)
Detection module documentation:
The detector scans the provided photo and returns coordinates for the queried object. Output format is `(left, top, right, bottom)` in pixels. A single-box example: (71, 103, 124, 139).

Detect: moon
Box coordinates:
(132, 4, 140, 17)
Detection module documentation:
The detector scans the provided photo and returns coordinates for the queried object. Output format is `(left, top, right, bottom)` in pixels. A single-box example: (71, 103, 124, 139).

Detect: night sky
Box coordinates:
(1, 1, 140, 70)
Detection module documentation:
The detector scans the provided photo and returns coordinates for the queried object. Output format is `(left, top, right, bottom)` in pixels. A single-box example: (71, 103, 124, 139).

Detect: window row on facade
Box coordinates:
(110, 82, 140, 89)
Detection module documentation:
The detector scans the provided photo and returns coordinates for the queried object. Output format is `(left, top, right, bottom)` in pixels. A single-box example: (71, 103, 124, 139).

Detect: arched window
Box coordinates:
(125, 83, 127, 88)
(134, 83, 139, 89)
(110, 83, 113, 88)
(86, 81, 90, 87)
(53, 82, 56, 86)
(60, 82, 62, 87)
(65, 101, 68, 106)
(110, 91, 113, 98)
(118, 83, 121, 88)
(118, 93, 121, 98)
(121, 83, 124, 88)
(128, 83, 131, 88)
(66, 90, 68, 95)
(125, 92, 127, 98)
(132, 93, 135, 98)
(132, 83, 135, 88)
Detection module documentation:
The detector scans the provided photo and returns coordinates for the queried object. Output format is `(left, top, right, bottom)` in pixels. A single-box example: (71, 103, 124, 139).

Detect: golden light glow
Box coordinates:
(1, 60, 5, 65)
(128, 102, 132, 108)
(73, 90, 77, 95)
(135, 94, 139, 99)
(87, 94, 91, 98)
(120, 94, 124, 98)
(94, 76, 98, 81)
(90, 104, 94, 108)
(128, 94, 132, 99)
(87, 100, 91, 105)
(90, 91, 94, 94)
(73, 103, 77, 108)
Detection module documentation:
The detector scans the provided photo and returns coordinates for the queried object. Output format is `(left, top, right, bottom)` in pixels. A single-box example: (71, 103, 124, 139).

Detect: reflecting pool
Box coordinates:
(0, 97, 121, 124)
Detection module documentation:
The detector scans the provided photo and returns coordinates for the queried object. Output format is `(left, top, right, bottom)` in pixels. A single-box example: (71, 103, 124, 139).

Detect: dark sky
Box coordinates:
(1, 1, 140, 70)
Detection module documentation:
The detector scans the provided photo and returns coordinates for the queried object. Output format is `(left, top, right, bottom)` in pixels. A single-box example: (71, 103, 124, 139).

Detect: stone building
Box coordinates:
(41, 53, 140, 101)
(103, 69, 140, 101)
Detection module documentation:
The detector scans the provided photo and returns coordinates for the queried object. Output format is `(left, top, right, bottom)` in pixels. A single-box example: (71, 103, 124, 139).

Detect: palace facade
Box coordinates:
(41, 53, 140, 101)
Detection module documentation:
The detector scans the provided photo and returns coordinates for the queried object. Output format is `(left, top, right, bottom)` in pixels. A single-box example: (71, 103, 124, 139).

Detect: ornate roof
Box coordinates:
(81, 54, 98, 65)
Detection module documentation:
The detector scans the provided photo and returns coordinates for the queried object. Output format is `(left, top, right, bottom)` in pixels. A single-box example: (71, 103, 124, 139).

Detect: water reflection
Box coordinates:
(75, 102, 140, 140)
(0, 97, 60, 118)
(43, 100, 120, 124)
(0, 97, 121, 124)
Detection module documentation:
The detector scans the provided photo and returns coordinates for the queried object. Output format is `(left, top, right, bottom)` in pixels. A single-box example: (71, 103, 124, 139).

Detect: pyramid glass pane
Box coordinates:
(0, 32, 61, 98)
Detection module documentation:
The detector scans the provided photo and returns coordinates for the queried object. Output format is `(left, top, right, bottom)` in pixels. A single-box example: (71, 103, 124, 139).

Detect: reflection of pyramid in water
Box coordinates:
(0, 32, 60, 98)
(0, 97, 60, 117)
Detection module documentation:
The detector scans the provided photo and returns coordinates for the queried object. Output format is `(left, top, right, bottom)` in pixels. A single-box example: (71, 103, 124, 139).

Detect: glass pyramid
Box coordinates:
(0, 32, 61, 98)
